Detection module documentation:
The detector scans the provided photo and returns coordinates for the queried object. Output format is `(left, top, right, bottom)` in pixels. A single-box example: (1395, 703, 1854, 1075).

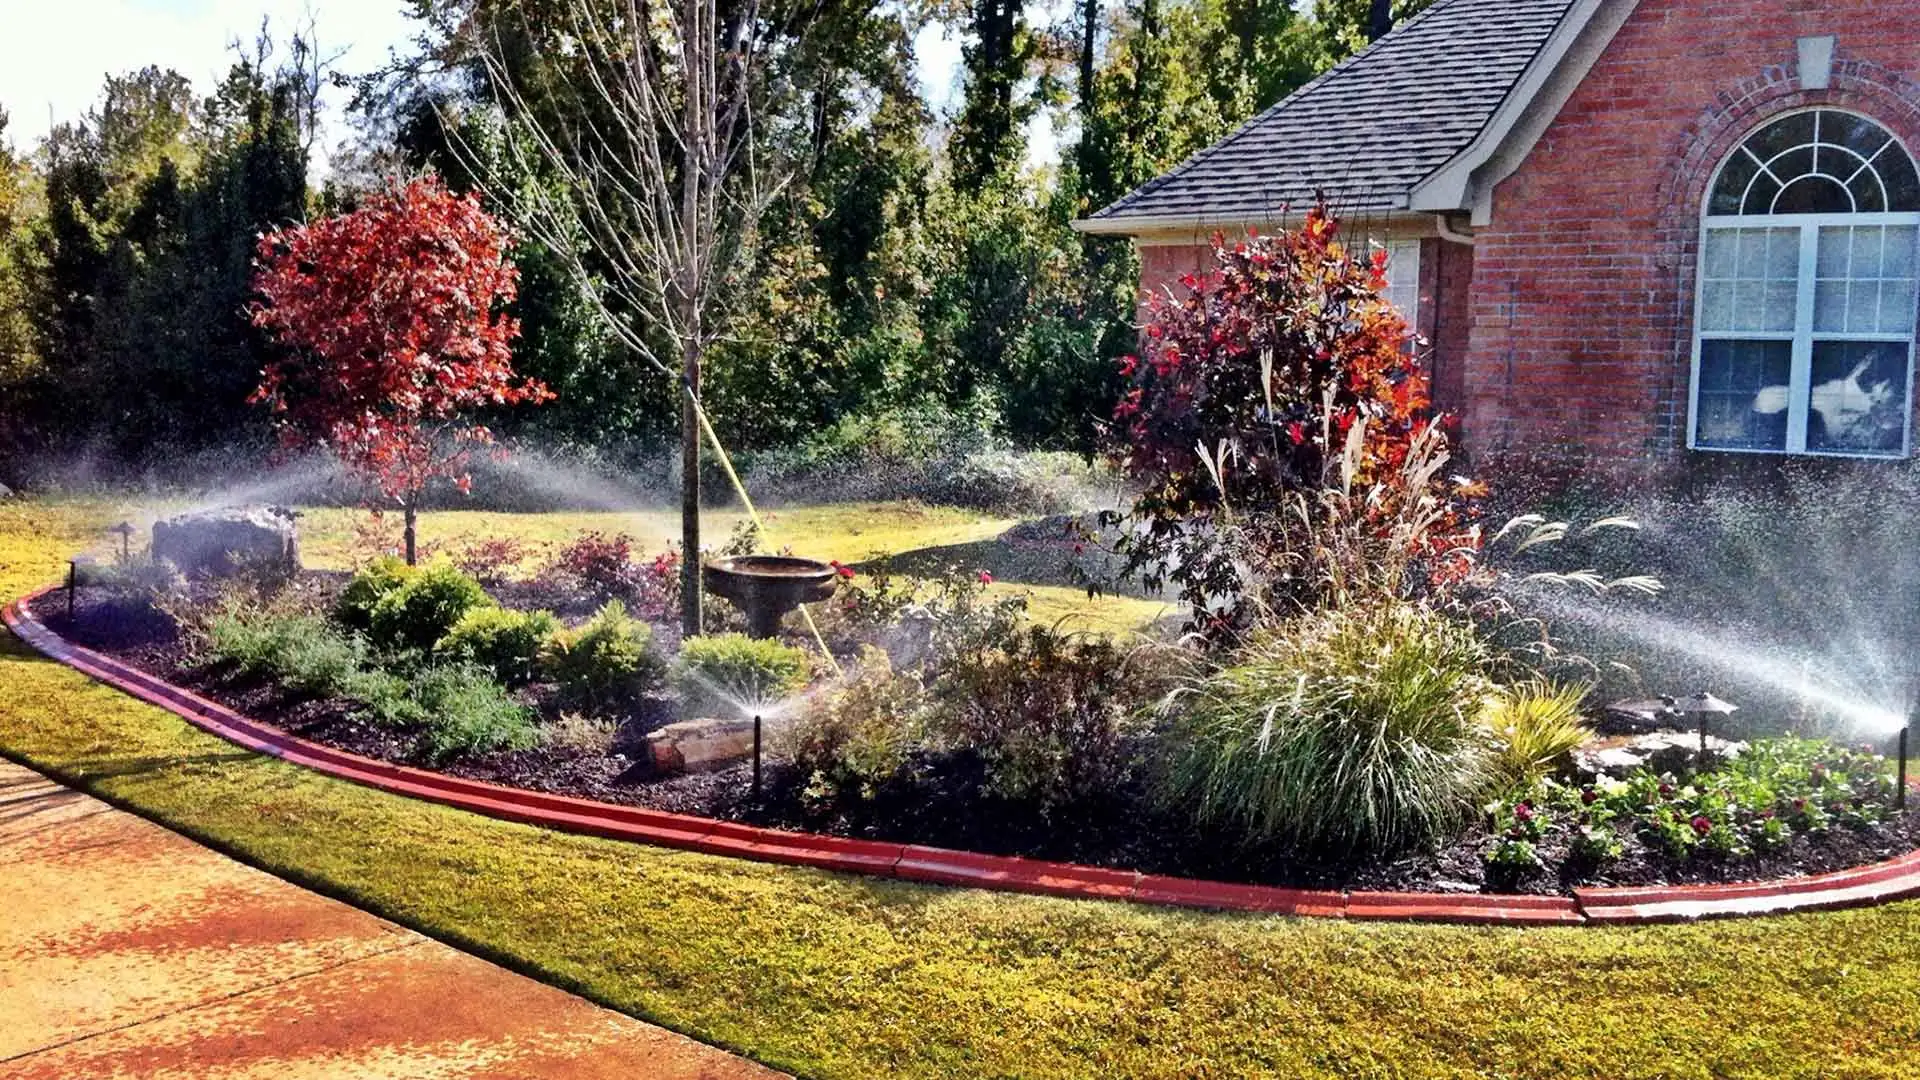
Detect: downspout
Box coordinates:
(1434, 213, 1477, 247)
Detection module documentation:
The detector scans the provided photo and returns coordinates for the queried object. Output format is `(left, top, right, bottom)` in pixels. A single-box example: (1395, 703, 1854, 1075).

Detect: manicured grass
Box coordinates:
(7, 498, 1920, 1079)
(297, 502, 1171, 635)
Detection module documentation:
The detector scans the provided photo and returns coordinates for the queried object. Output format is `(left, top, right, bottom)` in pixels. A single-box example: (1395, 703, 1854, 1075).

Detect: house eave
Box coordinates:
(1408, 0, 1641, 225)
(1073, 207, 1441, 241)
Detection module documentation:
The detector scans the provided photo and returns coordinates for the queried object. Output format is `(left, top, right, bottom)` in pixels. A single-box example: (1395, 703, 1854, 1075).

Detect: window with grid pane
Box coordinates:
(1692, 110, 1920, 457)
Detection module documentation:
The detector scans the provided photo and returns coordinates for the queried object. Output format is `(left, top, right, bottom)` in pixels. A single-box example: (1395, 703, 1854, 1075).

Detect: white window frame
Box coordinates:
(1371, 238, 1422, 328)
(1688, 112, 1920, 460)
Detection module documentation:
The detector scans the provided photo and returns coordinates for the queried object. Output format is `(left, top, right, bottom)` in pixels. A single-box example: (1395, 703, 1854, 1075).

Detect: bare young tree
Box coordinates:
(453, 0, 794, 636)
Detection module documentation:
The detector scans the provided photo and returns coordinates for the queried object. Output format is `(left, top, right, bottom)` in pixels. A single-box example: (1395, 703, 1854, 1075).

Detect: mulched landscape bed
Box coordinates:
(45, 580, 1920, 898)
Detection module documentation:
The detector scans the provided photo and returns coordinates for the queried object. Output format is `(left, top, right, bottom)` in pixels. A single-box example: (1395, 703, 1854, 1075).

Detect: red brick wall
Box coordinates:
(1135, 238, 1477, 412)
(1461, 1, 1920, 478)
(1426, 238, 1476, 415)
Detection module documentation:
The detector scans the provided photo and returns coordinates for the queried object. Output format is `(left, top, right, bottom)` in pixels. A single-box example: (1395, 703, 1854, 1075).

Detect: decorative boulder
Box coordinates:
(151, 506, 301, 578)
(1575, 731, 1748, 780)
(0, 481, 13, 499)
(646, 717, 757, 775)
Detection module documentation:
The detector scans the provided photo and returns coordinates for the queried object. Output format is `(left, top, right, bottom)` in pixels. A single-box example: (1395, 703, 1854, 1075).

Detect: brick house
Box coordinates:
(1077, 0, 1920, 477)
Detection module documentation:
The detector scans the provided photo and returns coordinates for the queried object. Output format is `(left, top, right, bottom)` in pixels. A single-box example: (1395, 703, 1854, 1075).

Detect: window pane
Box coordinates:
(1700, 282, 1734, 332)
(1760, 281, 1798, 332)
(1767, 228, 1800, 277)
(1712, 152, 1760, 215)
(1807, 341, 1910, 454)
(1885, 147, 1920, 212)
(1775, 175, 1854, 213)
(1815, 280, 1849, 333)
(1747, 112, 1816, 162)
(1886, 226, 1917, 278)
(1695, 340, 1792, 450)
(1825, 111, 1893, 161)
(1851, 228, 1885, 277)
(1848, 282, 1881, 331)
(1881, 279, 1917, 335)
(1848, 167, 1889, 213)
(1703, 230, 1737, 278)
(1743, 174, 1782, 214)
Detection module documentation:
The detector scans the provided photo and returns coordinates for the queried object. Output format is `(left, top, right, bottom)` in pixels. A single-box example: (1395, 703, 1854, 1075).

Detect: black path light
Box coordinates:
(1674, 692, 1740, 767)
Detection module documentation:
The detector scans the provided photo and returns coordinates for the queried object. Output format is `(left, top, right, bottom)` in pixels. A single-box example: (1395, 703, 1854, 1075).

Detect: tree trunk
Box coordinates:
(680, 343, 703, 638)
(403, 501, 418, 566)
(1367, 0, 1394, 41)
(679, 0, 706, 640)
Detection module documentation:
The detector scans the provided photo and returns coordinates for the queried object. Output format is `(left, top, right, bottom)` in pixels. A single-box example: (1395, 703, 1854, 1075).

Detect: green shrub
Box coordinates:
(671, 633, 813, 718)
(1481, 679, 1591, 789)
(543, 600, 664, 709)
(1165, 601, 1498, 852)
(336, 556, 416, 631)
(923, 627, 1177, 808)
(339, 667, 426, 727)
(437, 606, 560, 686)
(788, 647, 924, 805)
(272, 625, 369, 696)
(367, 560, 493, 653)
(413, 664, 539, 763)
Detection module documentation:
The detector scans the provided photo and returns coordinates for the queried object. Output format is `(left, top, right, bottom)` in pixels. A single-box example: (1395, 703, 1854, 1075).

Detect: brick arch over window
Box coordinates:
(1645, 54, 1920, 453)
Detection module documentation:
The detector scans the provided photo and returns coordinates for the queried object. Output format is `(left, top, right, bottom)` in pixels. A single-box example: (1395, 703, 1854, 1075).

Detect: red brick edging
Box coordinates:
(10, 585, 1920, 926)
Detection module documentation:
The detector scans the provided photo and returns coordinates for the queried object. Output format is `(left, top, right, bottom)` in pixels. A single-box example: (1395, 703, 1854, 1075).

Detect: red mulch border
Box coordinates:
(10, 584, 1920, 926)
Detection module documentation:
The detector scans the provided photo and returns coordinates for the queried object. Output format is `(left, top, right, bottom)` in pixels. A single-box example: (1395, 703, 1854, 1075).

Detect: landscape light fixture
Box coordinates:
(1673, 692, 1739, 766)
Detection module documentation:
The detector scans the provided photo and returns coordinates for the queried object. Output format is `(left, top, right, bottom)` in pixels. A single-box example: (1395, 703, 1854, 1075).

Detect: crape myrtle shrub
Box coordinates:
(1109, 207, 1482, 637)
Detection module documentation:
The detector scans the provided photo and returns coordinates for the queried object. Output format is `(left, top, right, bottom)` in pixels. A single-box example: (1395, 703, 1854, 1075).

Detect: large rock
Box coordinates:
(151, 506, 301, 578)
(0, 481, 13, 499)
(646, 717, 757, 775)
(1575, 731, 1748, 780)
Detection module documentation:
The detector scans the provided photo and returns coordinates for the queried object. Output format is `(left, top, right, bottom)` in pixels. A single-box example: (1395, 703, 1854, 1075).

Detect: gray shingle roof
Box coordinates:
(1085, 0, 1582, 226)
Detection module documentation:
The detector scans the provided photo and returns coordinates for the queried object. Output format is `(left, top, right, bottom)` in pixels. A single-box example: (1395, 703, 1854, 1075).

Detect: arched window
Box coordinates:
(1691, 109, 1920, 457)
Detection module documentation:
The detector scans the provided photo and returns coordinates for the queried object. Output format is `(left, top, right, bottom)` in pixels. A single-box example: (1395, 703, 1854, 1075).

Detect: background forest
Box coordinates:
(0, 0, 1432, 491)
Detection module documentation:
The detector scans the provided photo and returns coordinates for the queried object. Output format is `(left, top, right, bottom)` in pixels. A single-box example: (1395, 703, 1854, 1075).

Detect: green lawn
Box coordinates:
(5, 498, 1920, 1079)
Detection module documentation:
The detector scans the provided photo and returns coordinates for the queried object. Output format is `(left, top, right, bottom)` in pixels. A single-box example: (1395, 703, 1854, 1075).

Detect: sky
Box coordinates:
(0, 0, 1046, 172)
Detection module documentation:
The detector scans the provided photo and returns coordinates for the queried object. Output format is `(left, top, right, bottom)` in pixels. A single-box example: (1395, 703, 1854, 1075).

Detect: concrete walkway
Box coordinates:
(0, 760, 784, 1079)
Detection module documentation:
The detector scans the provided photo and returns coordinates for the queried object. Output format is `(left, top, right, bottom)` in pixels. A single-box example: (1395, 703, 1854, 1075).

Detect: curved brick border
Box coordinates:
(9, 585, 1920, 926)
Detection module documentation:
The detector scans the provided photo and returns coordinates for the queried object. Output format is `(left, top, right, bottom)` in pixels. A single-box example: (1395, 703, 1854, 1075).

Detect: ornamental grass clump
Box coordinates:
(1481, 678, 1592, 789)
(1165, 601, 1498, 853)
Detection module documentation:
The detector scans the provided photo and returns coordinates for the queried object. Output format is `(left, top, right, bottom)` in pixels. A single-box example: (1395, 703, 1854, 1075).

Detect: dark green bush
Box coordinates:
(335, 556, 416, 631)
(413, 664, 539, 763)
(542, 600, 664, 709)
(437, 606, 560, 687)
(670, 633, 813, 718)
(367, 560, 493, 654)
(1165, 601, 1498, 853)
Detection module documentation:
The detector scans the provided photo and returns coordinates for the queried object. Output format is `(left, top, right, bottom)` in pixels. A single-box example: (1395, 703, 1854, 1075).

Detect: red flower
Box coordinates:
(1658, 783, 1675, 798)
(1580, 787, 1598, 806)
(837, 566, 855, 580)
(1691, 816, 1713, 836)
(1513, 802, 1534, 823)
(977, 571, 994, 585)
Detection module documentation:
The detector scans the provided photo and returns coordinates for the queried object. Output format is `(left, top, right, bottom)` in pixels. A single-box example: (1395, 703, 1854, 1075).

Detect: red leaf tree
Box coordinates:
(1109, 206, 1481, 636)
(249, 177, 553, 563)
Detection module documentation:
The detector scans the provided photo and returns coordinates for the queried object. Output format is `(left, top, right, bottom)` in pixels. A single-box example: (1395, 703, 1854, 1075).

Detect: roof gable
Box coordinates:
(1080, 0, 1597, 233)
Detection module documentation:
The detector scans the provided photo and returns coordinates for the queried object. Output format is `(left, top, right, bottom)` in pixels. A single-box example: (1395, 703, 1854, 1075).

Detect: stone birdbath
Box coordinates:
(701, 555, 840, 639)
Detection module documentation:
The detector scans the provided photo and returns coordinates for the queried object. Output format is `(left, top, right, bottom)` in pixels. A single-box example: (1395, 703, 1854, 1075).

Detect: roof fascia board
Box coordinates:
(1076, 211, 1442, 242)
(1409, 0, 1640, 223)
